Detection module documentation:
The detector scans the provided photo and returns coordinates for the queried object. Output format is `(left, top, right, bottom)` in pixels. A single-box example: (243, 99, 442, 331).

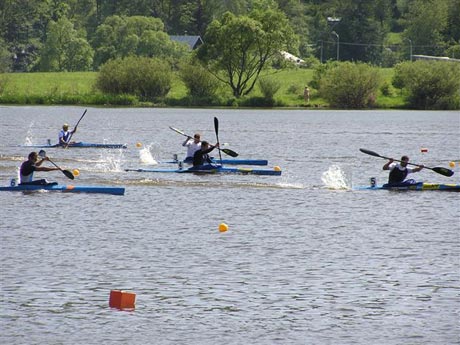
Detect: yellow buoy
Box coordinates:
(72, 169, 80, 176)
(136, 142, 142, 148)
(274, 166, 281, 172)
(219, 223, 228, 232)
(449, 161, 455, 168)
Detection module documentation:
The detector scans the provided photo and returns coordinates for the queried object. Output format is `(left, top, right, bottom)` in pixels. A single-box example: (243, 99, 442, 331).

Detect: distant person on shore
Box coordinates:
(20, 151, 59, 184)
(58, 123, 76, 146)
(304, 86, 310, 104)
(182, 133, 201, 163)
(192, 141, 219, 167)
(383, 155, 424, 185)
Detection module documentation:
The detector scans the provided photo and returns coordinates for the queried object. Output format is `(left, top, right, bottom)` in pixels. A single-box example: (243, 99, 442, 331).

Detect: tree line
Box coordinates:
(0, 0, 459, 73)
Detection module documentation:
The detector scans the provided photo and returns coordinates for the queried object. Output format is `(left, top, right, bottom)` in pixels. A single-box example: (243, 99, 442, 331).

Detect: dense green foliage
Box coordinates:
(95, 56, 172, 101)
(1, 0, 459, 109)
(392, 61, 460, 109)
(197, 7, 297, 97)
(178, 60, 220, 103)
(92, 15, 189, 68)
(317, 62, 381, 108)
(1, 0, 459, 73)
(258, 76, 281, 101)
(39, 17, 94, 71)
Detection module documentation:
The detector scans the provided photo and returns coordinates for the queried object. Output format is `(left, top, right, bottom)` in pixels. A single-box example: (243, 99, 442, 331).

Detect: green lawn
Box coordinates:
(2, 72, 97, 95)
(0, 67, 404, 108)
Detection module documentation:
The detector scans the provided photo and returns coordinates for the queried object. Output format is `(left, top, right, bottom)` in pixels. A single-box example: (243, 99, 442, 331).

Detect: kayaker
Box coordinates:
(182, 133, 201, 163)
(58, 123, 76, 146)
(383, 155, 424, 185)
(193, 141, 219, 167)
(19, 151, 60, 184)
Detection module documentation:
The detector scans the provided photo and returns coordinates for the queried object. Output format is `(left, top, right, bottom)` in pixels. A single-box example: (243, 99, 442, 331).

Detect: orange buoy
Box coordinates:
(109, 290, 136, 310)
(219, 223, 228, 232)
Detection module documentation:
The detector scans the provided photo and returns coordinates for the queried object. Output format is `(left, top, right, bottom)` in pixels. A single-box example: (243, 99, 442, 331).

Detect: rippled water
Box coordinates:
(1, 106, 459, 345)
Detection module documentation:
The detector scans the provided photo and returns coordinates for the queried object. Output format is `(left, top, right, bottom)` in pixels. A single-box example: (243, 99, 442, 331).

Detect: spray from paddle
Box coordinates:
(321, 165, 351, 190)
(95, 150, 124, 172)
(24, 121, 36, 146)
(139, 144, 158, 165)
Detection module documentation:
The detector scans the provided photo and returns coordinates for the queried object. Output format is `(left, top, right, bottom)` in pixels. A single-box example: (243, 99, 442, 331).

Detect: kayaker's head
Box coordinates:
(28, 151, 39, 162)
(193, 133, 201, 143)
(63, 124, 69, 130)
(201, 141, 209, 149)
(400, 155, 409, 167)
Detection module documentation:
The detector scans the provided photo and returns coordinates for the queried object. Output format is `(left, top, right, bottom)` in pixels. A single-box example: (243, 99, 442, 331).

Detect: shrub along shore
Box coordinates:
(0, 64, 458, 110)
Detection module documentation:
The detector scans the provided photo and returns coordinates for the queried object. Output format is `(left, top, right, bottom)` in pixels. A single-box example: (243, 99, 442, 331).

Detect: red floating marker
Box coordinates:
(109, 290, 136, 310)
(421, 148, 428, 153)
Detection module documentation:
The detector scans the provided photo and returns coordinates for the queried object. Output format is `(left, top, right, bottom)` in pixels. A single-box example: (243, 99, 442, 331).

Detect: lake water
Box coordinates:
(1, 106, 459, 345)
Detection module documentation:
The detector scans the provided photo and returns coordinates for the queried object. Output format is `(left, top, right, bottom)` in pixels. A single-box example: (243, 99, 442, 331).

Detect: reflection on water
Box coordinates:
(0, 107, 459, 345)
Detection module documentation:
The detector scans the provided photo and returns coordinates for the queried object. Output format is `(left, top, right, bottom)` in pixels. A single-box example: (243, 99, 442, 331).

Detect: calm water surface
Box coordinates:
(1, 106, 459, 345)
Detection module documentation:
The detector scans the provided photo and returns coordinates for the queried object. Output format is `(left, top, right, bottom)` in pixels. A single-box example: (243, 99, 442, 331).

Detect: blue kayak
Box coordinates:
(163, 158, 268, 166)
(21, 142, 127, 149)
(355, 182, 460, 191)
(0, 183, 125, 195)
(125, 165, 282, 176)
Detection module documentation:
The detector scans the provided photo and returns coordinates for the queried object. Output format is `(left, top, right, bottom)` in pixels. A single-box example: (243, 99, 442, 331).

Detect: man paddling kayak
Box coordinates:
(182, 133, 201, 163)
(58, 123, 76, 146)
(193, 141, 219, 167)
(20, 151, 60, 184)
(383, 155, 424, 185)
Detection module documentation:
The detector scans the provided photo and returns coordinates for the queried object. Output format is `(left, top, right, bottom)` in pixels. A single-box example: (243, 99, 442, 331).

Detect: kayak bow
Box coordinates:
(0, 183, 125, 195)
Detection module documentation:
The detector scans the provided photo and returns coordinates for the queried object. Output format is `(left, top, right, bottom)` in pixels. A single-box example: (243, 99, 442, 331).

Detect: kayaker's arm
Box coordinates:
(35, 166, 60, 172)
(34, 157, 47, 167)
(383, 158, 394, 170)
(203, 143, 219, 154)
(182, 137, 192, 146)
(35, 157, 59, 172)
(411, 165, 424, 172)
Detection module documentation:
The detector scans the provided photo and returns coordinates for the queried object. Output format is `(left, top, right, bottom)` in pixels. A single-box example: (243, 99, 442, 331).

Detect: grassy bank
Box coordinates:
(0, 68, 405, 108)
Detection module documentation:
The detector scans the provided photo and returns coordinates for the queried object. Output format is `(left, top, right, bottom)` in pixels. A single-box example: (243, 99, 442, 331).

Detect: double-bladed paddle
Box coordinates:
(38, 150, 75, 179)
(169, 126, 239, 157)
(64, 109, 87, 149)
(359, 148, 454, 177)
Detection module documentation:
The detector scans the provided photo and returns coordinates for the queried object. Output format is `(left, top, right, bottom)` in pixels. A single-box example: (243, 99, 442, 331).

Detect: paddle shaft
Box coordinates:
(48, 158, 74, 179)
(65, 109, 87, 148)
(359, 148, 454, 177)
(38, 150, 74, 179)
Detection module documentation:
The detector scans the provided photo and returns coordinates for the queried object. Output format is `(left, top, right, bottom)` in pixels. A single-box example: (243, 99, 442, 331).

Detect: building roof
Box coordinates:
(170, 35, 203, 50)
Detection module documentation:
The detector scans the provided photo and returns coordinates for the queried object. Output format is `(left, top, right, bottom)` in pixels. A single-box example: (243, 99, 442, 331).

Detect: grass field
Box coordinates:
(0, 67, 405, 108)
(2, 72, 97, 95)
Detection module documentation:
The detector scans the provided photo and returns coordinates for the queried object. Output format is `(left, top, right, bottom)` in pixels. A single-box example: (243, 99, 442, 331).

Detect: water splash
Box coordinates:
(94, 150, 125, 172)
(321, 165, 351, 190)
(139, 144, 158, 165)
(23, 121, 36, 145)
